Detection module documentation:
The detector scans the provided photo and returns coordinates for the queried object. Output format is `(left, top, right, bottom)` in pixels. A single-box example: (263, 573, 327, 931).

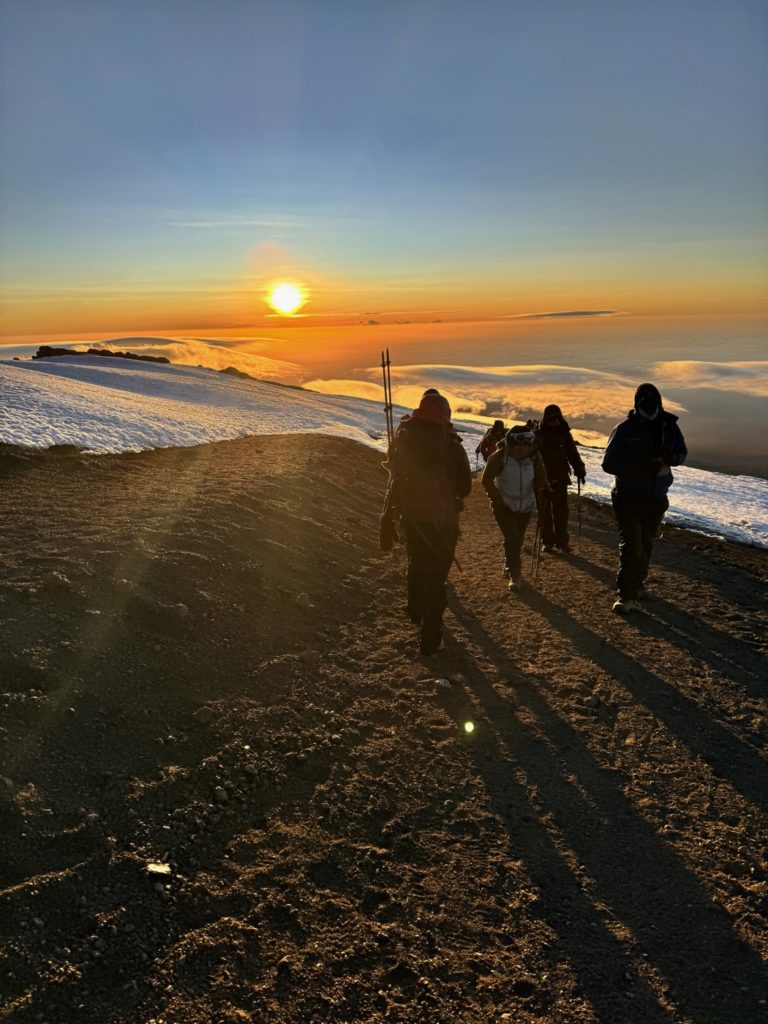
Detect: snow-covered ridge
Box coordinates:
(1, 355, 766, 548)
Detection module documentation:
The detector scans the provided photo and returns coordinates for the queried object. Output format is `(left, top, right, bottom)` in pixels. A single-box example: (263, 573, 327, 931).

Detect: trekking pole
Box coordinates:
(385, 347, 394, 444)
(381, 349, 394, 449)
(577, 478, 582, 553)
(534, 522, 542, 577)
(530, 518, 540, 576)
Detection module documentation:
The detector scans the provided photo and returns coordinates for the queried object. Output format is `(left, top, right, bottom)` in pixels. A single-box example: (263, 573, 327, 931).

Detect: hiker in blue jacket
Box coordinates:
(602, 383, 687, 615)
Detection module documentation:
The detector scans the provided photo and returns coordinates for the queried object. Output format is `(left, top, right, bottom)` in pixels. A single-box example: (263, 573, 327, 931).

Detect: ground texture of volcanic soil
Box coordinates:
(0, 435, 766, 1024)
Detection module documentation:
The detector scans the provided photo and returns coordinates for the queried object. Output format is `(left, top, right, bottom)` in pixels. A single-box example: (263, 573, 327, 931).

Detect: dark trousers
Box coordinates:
(611, 492, 668, 598)
(403, 520, 457, 646)
(492, 505, 531, 579)
(539, 483, 570, 547)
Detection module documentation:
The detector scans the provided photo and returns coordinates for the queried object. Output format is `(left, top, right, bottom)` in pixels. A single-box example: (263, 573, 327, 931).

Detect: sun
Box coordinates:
(266, 281, 306, 315)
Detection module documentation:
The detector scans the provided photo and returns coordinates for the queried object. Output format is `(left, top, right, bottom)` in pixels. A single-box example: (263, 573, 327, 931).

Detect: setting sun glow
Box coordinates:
(267, 282, 306, 316)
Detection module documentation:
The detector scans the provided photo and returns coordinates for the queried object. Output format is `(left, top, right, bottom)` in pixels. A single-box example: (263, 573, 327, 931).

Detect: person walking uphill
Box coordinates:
(482, 426, 548, 592)
(476, 420, 506, 462)
(535, 404, 586, 554)
(602, 383, 687, 615)
(390, 392, 472, 655)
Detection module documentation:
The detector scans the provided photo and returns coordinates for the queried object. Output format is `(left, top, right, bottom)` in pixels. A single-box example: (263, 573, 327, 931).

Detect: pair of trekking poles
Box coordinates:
(530, 478, 582, 576)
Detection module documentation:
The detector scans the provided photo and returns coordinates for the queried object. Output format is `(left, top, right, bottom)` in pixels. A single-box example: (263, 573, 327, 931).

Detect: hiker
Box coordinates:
(535, 404, 586, 554)
(482, 426, 548, 592)
(389, 391, 472, 655)
(476, 419, 506, 462)
(380, 388, 452, 550)
(602, 383, 687, 615)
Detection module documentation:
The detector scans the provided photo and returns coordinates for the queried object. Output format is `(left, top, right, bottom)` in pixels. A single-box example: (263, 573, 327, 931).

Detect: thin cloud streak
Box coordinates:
(499, 310, 621, 320)
(165, 217, 304, 229)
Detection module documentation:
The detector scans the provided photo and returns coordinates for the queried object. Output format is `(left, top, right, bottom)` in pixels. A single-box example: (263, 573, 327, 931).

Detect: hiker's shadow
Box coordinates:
(445, 593, 767, 1024)
(567, 552, 766, 696)
(516, 583, 767, 814)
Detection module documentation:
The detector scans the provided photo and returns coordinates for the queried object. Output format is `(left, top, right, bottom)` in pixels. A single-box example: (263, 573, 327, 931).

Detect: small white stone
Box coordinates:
(146, 861, 171, 876)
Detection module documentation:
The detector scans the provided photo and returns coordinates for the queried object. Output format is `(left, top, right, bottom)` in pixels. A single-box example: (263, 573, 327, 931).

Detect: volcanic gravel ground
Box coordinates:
(0, 435, 766, 1024)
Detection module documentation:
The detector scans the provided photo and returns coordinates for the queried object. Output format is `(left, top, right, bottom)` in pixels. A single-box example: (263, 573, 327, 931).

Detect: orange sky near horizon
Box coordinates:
(2, 265, 767, 343)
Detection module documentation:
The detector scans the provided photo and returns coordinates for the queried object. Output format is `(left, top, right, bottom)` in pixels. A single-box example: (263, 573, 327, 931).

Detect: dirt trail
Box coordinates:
(0, 436, 766, 1024)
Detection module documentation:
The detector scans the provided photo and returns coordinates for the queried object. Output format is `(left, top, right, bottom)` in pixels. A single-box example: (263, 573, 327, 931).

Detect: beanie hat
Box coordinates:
(412, 392, 452, 429)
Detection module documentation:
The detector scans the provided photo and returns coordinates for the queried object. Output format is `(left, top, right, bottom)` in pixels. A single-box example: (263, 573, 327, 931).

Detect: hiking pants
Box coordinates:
(540, 483, 570, 547)
(492, 504, 531, 580)
(611, 492, 668, 598)
(402, 520, 457, 646)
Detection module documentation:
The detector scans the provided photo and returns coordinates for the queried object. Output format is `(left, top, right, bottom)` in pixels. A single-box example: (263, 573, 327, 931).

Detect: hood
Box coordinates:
(634, 382, 663, 411)
(540, 404, 570, 431)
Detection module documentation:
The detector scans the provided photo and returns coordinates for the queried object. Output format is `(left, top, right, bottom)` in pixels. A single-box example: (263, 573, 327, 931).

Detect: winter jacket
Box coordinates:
(602, 409, 687, 500)
(482, 447, 548, 513)
(391, 417, 472, 525)
(536, 420, 585, 486)
(477, 427, 506, 462)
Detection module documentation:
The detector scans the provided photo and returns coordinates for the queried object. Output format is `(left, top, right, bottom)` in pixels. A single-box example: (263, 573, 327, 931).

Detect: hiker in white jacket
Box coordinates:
(482, 426, 549, 592)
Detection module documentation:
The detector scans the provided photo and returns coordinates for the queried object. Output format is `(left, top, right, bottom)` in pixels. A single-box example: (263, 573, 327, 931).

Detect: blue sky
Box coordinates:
(1, 0, 766, 329)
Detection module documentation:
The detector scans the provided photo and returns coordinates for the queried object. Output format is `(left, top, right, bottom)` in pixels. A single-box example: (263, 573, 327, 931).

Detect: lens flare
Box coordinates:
(266, 282, 306, 315)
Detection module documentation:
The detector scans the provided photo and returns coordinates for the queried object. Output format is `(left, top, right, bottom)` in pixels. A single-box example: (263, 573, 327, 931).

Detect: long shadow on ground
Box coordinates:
(446, 593, 767, 1024)
(519, 585, 768, 816)
(567, 551, 767, 693)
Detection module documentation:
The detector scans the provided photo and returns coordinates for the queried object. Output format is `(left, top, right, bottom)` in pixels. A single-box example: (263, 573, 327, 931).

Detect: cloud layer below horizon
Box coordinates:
(304, 363, 687, 436)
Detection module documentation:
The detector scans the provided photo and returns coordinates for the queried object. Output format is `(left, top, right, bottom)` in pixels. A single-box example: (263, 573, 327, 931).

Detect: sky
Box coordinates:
(2, 354, 766, 546)
(1, 0, 767, 342)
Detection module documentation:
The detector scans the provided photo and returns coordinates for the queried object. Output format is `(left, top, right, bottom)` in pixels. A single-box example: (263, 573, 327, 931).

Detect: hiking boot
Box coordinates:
(419, 632, 444, 656)
(542, 544, 555, 554)
(636, 585, 652, 601)
(612, 596, 637, 615)
(557, 543, 572, 554)
(508, 576, 522, 593)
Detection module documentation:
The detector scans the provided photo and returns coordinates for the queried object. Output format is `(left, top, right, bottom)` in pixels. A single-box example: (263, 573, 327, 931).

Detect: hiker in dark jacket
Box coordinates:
(482, 426, 548, 592)
(602, 383, 687, 615)
(391, 392, 472, 655)
(476, 420, 506, 462)
(535, 404, 586, 554)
